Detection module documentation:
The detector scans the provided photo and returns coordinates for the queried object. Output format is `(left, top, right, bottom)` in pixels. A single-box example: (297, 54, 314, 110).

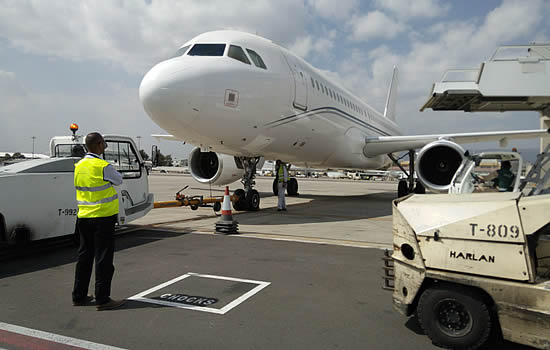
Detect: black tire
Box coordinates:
(417, 284, 492, 350)
(287, 178, 299, 196)
(414, 182, 426, 194)
(398, 180, 409, 197)
(213, 201, 221, 212)
(246, 189, 260, 211)
(190, 204, 199, 210)
(233, 189, 248, 211)
(272, 178, 278, 195)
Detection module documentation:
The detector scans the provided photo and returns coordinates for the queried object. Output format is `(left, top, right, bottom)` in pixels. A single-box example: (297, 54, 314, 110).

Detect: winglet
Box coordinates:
(383, 66, 398, 122)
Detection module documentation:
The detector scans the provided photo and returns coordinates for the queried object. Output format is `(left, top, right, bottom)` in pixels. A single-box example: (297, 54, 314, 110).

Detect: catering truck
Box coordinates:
(0, 124, 153, 245)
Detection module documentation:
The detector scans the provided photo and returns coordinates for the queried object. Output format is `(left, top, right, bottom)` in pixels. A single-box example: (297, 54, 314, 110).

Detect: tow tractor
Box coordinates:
(0, 124, 154, 246)
(384, 145, 550, 349)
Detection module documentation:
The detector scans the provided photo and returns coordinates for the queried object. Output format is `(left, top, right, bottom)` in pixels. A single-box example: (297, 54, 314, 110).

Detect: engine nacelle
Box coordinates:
(189, 148, 244, 185)
(415, 140, 465, 192)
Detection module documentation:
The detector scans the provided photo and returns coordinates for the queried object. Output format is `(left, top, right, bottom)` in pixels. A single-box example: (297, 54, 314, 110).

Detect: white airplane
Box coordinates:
(140, 30, 549, 211)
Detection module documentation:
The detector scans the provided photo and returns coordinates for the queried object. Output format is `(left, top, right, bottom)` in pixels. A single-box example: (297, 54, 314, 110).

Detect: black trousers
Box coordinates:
(72, 214, 117, 304)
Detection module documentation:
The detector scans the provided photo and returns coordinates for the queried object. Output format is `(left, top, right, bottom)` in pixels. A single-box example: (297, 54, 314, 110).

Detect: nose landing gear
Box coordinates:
(233, 157, 261, 211)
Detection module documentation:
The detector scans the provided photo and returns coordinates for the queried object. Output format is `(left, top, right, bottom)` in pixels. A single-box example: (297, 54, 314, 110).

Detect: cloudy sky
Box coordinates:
(1, 0, 549, 160)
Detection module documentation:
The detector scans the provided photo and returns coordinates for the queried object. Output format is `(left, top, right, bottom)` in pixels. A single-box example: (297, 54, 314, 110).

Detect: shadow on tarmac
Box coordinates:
(0, 229, 189, 279)
(233, 191, 395, 225)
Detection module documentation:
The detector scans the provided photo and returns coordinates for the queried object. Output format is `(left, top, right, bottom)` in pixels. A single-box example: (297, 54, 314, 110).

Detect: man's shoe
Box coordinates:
(277, 209, 282, 211)
(282, 208, 287, 211)
(72, 295, 94, 306)
(96, 298, 126, 311)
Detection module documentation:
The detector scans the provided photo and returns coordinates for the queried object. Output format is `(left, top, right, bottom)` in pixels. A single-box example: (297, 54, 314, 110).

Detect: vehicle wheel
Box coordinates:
(398, 180, 409, 197)
(272, 178, 278, 195)
(414, 182, 426, 194)
(287, 178, 299, 196)
(213, 201, 221, 212)
(12, 226, 30, 249)
(417, 284, 492, 350)
(246, 189, 260, 211)
(233, 189, 248, 211)
(190, 204, 199, 210)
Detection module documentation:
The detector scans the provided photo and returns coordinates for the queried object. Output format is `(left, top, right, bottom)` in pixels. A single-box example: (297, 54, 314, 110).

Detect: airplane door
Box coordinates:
(283, 53, 308, 111)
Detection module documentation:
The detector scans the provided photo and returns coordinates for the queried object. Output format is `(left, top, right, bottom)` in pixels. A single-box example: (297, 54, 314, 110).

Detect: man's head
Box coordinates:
(501, 160, 511, 170)
(276, 160, 282, 167)
(85, 132, 107, 155)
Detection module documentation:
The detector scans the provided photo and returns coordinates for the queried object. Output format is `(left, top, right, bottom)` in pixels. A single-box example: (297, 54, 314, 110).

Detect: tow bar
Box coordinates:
(153, 186, 233, 212)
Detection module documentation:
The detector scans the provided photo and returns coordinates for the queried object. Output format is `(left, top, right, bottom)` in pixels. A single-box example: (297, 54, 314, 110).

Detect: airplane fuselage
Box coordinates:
(140, 31, 401, 170)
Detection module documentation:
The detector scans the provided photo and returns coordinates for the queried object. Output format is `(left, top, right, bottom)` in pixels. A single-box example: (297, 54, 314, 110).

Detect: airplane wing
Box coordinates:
(151, 134, 183, 141)
(364, 129, 550, 157)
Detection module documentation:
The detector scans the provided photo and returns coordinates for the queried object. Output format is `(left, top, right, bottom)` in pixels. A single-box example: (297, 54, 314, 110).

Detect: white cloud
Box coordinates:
(350, 11, 405, 41)
(374, 0, 450, 20)
(0, 0, 308, 73)
(307, 0, 358, 20)
(289, 33, 335, 59)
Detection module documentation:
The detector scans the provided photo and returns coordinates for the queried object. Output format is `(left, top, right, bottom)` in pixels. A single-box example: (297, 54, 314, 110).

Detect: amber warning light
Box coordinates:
(70, 123, 79, 135)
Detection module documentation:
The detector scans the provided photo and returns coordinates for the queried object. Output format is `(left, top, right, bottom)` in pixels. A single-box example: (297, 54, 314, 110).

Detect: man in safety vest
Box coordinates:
(72, 132, 125, 311)
(275, 159, 288, 211)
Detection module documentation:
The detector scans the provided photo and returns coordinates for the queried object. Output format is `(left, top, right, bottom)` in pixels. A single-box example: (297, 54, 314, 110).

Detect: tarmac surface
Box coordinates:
(0, 175, 532, 349)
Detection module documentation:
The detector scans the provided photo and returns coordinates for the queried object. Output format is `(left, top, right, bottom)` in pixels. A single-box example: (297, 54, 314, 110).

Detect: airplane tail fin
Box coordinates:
(383, 66, 398, 122)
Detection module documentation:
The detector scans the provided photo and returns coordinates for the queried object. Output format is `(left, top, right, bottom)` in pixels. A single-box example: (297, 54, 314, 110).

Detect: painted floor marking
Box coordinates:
(0, 322, 127, 350)
(129, 272, 271, 315)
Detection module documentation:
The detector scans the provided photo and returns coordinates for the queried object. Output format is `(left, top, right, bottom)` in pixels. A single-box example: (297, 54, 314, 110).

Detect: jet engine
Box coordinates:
(415, 140, 465, 192)
(189, 148, 244, 185)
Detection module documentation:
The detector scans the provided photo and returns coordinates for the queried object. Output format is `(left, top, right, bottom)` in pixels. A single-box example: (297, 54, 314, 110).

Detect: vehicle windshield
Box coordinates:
(187, 44, 226, 56)
(54, 144, 87, 158)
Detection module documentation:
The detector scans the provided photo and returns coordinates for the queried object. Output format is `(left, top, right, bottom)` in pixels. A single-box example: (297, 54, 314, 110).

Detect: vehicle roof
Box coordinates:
(0, 157, 78, 174)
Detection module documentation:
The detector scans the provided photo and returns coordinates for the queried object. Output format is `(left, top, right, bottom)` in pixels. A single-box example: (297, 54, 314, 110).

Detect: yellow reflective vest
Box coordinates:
(74, 157, 119, 218)
(278, 166, 286, 183)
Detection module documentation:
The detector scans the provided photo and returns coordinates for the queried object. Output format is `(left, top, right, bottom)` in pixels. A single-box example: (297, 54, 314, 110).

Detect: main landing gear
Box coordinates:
(389, 150, 425, 198)
(233, 157, 261, 212)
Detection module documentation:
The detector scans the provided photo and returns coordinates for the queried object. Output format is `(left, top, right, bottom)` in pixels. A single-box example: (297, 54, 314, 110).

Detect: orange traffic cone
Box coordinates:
(215, 186, 239, 234)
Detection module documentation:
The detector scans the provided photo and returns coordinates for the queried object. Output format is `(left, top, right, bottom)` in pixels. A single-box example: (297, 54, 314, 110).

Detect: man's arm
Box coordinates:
(103, 164, 123, 185)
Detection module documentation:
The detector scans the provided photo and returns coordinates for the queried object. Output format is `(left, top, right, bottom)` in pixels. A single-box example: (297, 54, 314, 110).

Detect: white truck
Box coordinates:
(385, 147, 550, 349)
(0, 125, 153, 245)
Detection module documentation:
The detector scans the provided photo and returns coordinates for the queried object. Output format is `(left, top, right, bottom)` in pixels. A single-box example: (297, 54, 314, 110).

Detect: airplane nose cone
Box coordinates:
(139, 59, 204, 130)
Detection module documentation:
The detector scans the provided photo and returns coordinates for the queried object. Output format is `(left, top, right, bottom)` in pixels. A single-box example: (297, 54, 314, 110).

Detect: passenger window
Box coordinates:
(171, 45, 190, 58)
(187, 44, 226, 56)
(311, 77, 315, 88)
(228, 45, 251, 65)
(315, 80, 320, 90)
(104, 141, 141, 179)
(246, 49, 267, 69)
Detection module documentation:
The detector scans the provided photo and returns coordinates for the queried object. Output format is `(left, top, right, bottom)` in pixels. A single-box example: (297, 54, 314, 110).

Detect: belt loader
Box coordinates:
(385, 148, 550, 349)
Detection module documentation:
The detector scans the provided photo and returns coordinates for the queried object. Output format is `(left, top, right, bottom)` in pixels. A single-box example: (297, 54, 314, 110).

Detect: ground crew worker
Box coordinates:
(275, 159, 287, 211)
(72, 132, 125, 311)
(481, 160, 515, 192)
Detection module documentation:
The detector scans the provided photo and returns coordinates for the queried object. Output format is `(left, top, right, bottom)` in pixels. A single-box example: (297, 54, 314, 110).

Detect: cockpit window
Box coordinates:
(187, 44, 226, 56)
(171, 45, 190, 58)
(228, 45, 251, 65)
(246, 49, 267, 69)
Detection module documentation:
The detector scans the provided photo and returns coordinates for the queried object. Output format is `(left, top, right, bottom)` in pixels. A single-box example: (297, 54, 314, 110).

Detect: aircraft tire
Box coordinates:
(272, 178, 278, 196)
(414, 182, 426, 194)
(287, 178, 299, 196)
(233, 189, 248, 211)
(398, 180, 408, 197)
(246, 189, 260, 211)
